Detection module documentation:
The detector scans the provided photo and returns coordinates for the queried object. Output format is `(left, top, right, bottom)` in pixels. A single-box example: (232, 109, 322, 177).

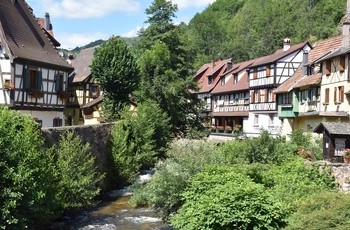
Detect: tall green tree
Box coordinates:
(136, 0, 203, 134)
(91, 36, 140, 120)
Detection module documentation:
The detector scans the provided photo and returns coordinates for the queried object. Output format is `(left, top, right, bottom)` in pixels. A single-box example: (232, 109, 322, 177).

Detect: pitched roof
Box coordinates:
(82, 95, 103, 109)
(211, 59, 256, 94)
(275, 36, 342, 93)
(70, 46, 96, 83)
(314, 122, 350, 135)
(250, 42, 310, 68)
(0, 0, 71, 69)
(196, 59, 230, 94)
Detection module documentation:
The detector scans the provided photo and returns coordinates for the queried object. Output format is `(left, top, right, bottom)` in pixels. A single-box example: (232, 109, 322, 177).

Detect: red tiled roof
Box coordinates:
(250, 42, 310, 67)
(0, 0, 71, 69)
(196, 59, 230, 93)
(295, 72, 322, 88)
(275, 36, 342, 93)
(71, 46, 96, 83)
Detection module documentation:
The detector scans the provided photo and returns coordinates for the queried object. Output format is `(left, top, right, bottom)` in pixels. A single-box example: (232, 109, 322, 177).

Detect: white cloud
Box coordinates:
(121, 26, 143, 38)
(40, 0, 140, 19)
(173, 0, 216, 9)
(55, 32, 109, 49)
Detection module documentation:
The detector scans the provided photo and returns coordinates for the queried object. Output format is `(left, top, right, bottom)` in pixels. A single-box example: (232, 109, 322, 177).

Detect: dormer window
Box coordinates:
(221, 76, 225, 86)
(89, 84, 99, 98)
(208, 76, 213, 85)
(233, 74, 238, 84)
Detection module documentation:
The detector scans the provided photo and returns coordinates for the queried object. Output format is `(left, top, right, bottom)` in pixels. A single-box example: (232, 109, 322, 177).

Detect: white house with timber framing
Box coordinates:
(0, 0, 73, 127)
(245, 38, 312, 137)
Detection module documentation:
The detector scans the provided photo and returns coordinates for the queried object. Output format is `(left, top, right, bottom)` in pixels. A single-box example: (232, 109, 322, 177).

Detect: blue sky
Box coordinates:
(27, 0, 216, 50)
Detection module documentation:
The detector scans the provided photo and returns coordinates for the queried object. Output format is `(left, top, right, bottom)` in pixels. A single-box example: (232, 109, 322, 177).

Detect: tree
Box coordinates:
(91, 36, 140, 120)
(136, 0, 204, 134)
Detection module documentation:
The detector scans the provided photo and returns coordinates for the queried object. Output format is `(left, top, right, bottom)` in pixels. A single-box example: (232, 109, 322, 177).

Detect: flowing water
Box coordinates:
(51, 193, 173, 230)
(49, 171, 173, 230)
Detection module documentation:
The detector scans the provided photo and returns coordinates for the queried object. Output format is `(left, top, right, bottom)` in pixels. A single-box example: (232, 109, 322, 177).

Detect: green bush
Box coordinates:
(0, 107, 58, 229)
(51, 131, 104, 210)
(171, 166, 289, 230)
(110, 101, 171, 183)
(285, 192, 350, 230)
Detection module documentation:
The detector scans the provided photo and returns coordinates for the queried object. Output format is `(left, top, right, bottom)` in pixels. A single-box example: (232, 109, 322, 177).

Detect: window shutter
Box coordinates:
(264, 89, 268, 102)
(250, 90, 255, 103)
(37, 71, 42, 90)
(325, 88, 329, 103)
(326, 61, 331, 75)
(55, 74, 60, 92)
(24, 68, 30, 89)
(266, 65, 270, 76)
(272, 89, 275, 102)
(334, 87, 337, 102)
(258, 90, 261, 102)
(340, 86, 344, 102)
(254, 68, 257, 79)
(340, 56, 345, 72)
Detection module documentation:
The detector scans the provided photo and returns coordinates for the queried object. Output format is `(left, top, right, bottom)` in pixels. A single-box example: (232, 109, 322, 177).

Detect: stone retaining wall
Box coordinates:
(41, 123, 115, 191)
(330, 163, 350, 193)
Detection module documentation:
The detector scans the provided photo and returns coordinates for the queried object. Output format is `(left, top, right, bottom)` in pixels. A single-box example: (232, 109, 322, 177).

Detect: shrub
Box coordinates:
(171, 166, 289, 230)
(0, 107, 58, 229)
(51, 131, 104, 210)
(285, 192, 350, 230)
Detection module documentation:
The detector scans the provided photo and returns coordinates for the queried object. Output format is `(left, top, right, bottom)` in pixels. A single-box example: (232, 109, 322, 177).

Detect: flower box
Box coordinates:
(28, 88, 44, 98)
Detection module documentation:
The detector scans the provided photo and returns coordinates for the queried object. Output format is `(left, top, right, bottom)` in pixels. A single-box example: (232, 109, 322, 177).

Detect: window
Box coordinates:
(208, 76, 213, 85)
(25, 69, 42, 90)
(55, 73, 64, 92)
(325, 60, 331, 75)
(340, 56, 345, 72)
(325, 88, 329, 104)
(308, 89, 316, 102)
(53, 117, 63, 127)
(89, 84, 99, 98)
(282, 91, 293, 104)
(221, 76, 225, 86)
(233, 74, 238, 84)
(300, 90, 307, 103)
(254, 114, 259, 126)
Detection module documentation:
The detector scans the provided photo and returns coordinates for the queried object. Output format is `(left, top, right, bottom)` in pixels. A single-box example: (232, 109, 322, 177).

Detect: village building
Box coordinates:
(0, 0, 73, 127)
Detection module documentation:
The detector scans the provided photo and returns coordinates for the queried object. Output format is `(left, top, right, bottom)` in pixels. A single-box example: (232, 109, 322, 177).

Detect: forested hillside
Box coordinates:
(186, 0, 347, 69)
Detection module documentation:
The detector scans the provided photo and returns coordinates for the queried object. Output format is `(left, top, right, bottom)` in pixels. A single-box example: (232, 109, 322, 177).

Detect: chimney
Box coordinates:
(45, 13, 52, 30)
(283, 37, 291, 52)
(342, 21, 350, 48)
(302, 50, 308, 76)
(227, 58, 233, 70)
(212, 60, 215, 68)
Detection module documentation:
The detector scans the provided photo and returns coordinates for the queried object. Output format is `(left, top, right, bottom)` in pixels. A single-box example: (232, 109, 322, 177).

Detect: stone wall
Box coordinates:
(331, 163, 350, 193)
(41, 123, 115, 191)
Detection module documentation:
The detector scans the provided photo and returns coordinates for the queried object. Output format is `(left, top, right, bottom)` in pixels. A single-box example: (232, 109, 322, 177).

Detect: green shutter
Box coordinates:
(54, 74, 60, 92)
(37, 71, 42, 90)
(24, 68, 30, 89)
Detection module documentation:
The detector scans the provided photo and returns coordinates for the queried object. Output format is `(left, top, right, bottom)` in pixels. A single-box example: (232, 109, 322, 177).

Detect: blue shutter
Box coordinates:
(37, 71, 42, 90)
(24, 68, 30, 89)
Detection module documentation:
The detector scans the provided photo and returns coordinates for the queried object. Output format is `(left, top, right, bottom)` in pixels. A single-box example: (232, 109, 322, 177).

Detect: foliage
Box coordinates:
(0, 107, 59, 229)
(136, 0, 204, 135)
(90, 36, 140, 120)
(0, 107, 105, 229)
(28, 88, 44, 98)
(290, 129, 323, 160)
(110, 101, 171, 183)
(170, 166, 289, 230)
(51, 131, 104, 210)
(262, 158, 336, 206)
(285, 191, 350, 230)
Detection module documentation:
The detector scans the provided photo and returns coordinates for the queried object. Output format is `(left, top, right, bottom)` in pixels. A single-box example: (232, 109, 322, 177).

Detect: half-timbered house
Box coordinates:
(193, 58, 233, 118)
(245, 38, 312, 137)
(210, 59, 257, 133)
(275, 36, 342, 137)
(66, 46, 103, 125)
(0, 0, 73, 127)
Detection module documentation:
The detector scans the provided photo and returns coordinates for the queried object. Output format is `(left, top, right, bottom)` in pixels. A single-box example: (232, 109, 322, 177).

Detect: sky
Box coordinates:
(26, 0, 216, 50)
